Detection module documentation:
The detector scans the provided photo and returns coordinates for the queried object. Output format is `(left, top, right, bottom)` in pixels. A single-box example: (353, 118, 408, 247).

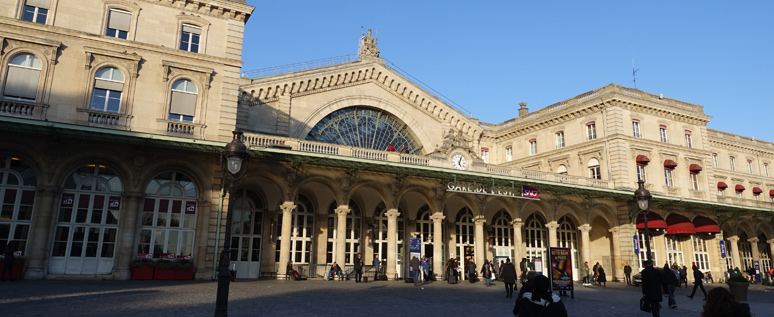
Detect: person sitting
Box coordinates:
(328, 262, 343, 281)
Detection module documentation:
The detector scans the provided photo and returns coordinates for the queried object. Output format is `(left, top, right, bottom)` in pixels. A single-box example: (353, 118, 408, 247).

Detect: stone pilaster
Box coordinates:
(546, 221, 559, 247)
(113, 191, 143, 280)
(386, 208, 400, 280)
(727, 236, 742, 271)
(277, 201, 296, 279)
(512, 219, 524, 263)
(430, 212, 445, 277)
(609, 227, 622, 281)
(579, 224, 592, 269)
(474, 215, 486, 268)
(24, 186, 59, 280)
(335, 205, 351, 265)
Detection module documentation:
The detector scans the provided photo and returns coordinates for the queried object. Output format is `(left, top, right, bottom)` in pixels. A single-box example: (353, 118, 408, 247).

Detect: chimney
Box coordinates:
(518, 102, 529, 117)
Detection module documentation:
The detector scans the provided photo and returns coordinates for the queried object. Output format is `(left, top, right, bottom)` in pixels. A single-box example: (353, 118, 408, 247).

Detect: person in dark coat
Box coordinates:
(1, 244, 14, 281)
(410, 256, 421, 286)
(687, 264, 707, 299)
(466, 257, 477, 283)
(624, 262, 633, 285)
(679, 265, 688, 288)
(519, 258, 528, 283)
(662, 263, 678, 309)
(501, 258, 518, 298)
(513, 275, 568, 317)
(700, 287, 751, 317)
(641, 260, 665, 317)
(596, 265, 607, 287)
(353, 253, 364, 282)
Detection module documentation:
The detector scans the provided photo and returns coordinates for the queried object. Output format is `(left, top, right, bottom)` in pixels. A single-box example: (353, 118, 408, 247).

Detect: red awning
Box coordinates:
(735, 185, 745, 192)
(753, 187, 763, 195)
(689, 164, 702, 174)
(636, 213, 668, 229)
(717, 182, 728, 190)
(665, 214, 696, 234)
(636, 155, 650, 165)
(664, 160, 677, 169)
(692, 216, 721, 233)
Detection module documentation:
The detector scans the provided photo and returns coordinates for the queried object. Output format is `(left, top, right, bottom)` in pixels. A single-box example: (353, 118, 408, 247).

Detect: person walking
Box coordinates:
(592, 262, 600, 283)
(662, 263, 678, 309)
(642, 260, 665, 317)
(421, 255, 429, 281)
(679, 265, 688, 288)
(353, 253, 364, 283)
(624, 262, 633, 285)
(481, 258, 493, 287)
(1, 244, 14, 281)
(501, 258, 518, 298)
(493, 259, 500, 281)
(513, 275, 568, 317)
(519, 258, 528, 284)
(410, 255, 421, 286)
(580, 261, 589, 286)
(596, 265, 607, 287)
(687, 263, 707, 300)
(466, 257, 477, 283)
(373, 254, 380, 281)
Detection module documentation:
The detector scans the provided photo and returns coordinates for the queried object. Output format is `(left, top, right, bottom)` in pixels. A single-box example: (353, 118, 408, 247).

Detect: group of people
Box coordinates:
(408, 255, 431, 286)
(578, 261, 607, 286)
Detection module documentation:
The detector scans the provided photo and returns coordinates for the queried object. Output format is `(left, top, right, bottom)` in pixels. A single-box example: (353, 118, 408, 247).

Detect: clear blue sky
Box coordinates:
(242, 1, 773, 142)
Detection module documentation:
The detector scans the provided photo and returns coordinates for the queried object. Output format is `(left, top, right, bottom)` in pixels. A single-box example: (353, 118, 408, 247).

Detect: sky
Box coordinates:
(241, 1, 774, 142)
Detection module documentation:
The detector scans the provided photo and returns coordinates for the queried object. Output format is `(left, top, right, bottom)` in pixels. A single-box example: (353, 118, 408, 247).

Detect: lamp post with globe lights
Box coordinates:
(634, 179, 653, 262)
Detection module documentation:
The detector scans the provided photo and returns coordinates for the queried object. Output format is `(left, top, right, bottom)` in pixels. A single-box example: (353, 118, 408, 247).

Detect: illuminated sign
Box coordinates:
(445, 181, 540, 200)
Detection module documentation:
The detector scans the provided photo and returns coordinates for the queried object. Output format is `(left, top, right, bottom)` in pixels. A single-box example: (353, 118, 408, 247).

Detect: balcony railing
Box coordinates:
(0, 99, 47, 119)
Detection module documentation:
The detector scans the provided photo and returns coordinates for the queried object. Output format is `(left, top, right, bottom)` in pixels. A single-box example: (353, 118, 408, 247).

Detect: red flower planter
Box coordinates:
(174, 267, 194, 280)
(154, 266, 176, 280)
(131, 265, 154, 280)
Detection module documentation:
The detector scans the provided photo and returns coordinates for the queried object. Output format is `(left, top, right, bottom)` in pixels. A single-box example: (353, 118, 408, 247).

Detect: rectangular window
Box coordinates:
(659, 125, 668, 143)
(664, 168, 673, 187)
(505, 147, 512, 162)
(712, 154, 718, 168)
(179, 24, 201, 53)
(529, 139, 537, 156)
(22, 1, 49, 24)
(691, 173, 699, 190)
(632, 120, 641, 138)
(589, 166, 601, 179)
(106, 9, 130, 39)
(684, 131, 692, 148)
(90, 88, 121, 113)
(636, 165, 646, 182)
(586, 122, 596, 140)
(481, 148, 489, 164)
(735, 191, 741, 198)
(730, 156, 736, 171)
(555, 131, 564, 149)
(748, 160, 753, 174)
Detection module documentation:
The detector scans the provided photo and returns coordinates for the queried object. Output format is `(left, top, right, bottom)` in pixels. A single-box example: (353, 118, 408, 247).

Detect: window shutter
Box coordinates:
(108, 9, 131, 31)
(182, 24, 201, 34)
(170, 91, 196, 116)
(26, 0, 51, 9)
(94, 79, 123, 91)
(4, 66, 40, 99)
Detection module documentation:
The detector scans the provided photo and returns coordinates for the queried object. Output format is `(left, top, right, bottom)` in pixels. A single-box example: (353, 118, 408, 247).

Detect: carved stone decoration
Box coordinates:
(357, 29, 380, 58)
(438, 128, 473, 155)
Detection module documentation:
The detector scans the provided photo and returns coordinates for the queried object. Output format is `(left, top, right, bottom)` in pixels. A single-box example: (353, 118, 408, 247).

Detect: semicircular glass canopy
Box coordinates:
(306, 106, 421, 154)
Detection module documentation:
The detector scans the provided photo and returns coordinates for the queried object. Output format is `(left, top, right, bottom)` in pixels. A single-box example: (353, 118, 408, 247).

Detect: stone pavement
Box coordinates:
(1, 278, 772, 316)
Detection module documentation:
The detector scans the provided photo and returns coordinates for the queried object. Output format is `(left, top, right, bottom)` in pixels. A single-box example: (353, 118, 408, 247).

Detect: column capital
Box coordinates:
(608, 227, 620, 234)
(335, 205, 351, 216)
(510, 218, 523, 227)
(385, 208, 400, 219)
(123, 191, 144, 201)
(430, 212, 446, 223)
(474, 215, 486, 225)
(747, 237, 760, 244)
(545, 221, 559, 230)
(727, 236, 740, 243)
(36, 185, 60, 196)
(579, 224, 592, 232)
(280, 201, 297, 213)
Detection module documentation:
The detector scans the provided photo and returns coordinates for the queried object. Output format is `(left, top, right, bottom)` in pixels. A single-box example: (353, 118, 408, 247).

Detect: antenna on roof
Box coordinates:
(632, 57, 639, 90)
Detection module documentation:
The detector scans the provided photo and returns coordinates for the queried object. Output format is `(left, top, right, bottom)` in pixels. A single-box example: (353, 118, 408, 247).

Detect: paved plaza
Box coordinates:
(0, 278, 772, 316)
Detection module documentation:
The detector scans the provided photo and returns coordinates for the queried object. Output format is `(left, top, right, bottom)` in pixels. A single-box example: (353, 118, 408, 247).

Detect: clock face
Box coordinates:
(451, 154, 467, 170)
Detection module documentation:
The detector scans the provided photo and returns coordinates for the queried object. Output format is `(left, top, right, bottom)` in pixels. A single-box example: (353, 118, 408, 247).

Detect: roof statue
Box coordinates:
(358, 29, 380, 58)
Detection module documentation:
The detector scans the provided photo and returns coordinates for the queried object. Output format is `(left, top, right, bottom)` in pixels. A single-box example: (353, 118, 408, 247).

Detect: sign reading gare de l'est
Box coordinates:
(446, 181, 540, 200)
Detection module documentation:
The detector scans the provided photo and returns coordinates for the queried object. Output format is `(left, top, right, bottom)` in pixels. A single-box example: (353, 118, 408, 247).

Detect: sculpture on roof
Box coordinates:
(358, 28, 380, 58)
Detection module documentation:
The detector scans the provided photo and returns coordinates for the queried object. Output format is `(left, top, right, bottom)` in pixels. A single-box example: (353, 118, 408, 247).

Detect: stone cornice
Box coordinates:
(142, 0, 254, 23)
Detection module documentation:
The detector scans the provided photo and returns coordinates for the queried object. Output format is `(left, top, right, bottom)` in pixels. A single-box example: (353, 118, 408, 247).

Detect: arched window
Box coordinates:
(3, 53, 42, 101)
(169, 79, 197, 122)
(738, 233, 753, 270)
(587, 158, 601, 179)
(275, 194, 315, 264)
(524, 213, 547, 271)
(326, 200, 362, 264)
(138, 171, 197, 259)
(90, 67, 124, 113)
(230, 188, 264, 279)
(51, 164, 123, 275)
(556, 165, 567, 175)
(0, 156, 37, 254)
(455, 207, 475, 279)
(557, 216, 578, 277)
(492, 209, 513, 259)
(416, 205, 433, 249)
(758, 234, 771, 278)
(373, 203, 404, 277)
(306, 106, 421, 154)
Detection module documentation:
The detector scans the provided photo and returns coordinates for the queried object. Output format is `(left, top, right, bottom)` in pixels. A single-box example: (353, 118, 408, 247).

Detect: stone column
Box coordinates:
(430, 212, 445, 278)
(749, 237, 761, 262)
(24, 186, 59, 280)
(609, 227, 622, 281)
(277, 201, 296, 279)
(113, 191, 143, 280)
(335, 205, 350, 265)
(727, 236, 742, 271)
(386, 208, 400, 280)
(474, 215, 486, 268)
(546, 221, 559, 247)
(512, 218, 524, 262)
(579, 224, 592, 269)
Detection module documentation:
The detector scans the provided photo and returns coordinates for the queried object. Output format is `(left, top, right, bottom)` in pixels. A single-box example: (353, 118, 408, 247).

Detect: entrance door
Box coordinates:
(231, 189, 263, 279)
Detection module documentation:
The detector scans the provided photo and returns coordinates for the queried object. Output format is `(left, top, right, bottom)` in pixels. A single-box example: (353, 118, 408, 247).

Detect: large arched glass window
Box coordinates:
(739, 233, 753, 270)
(0, 156, 37, 254)
(524, 213, 547, 271)
(557, 216, 579, 278)
(455, 207, 475, 275)
(3, 53, 42, 101)
(306, 106, 421, 154)
(169, 79, 197, 122)
(492, 209, 513, 259)
(758, 234, 771, 278)
(138, 171, 198, 258)
(90, 67, 124, 113)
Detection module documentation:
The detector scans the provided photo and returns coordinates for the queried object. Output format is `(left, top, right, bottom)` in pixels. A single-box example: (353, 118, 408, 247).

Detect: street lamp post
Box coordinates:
(215, 129, 250, 317)
(634, 179, 653, 263)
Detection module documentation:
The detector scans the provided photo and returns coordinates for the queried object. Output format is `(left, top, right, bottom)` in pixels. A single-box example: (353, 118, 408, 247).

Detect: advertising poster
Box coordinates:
(548, 247, 573, 291)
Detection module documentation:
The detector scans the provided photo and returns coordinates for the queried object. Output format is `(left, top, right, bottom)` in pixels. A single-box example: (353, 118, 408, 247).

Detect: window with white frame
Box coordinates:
(557, 165, 567, 175)
(664, 168, 674, 187)
(326, 201, 362, 264)
(632, 120, 641, 138)
(481, 148, 489, 164)
(492, 210, 514, 259)
(748, 160, 753, 174)
(684, 131, 692, 148)
(588, 158, 601, 179)
(712, 154, 718, 168)
(757, 236, 771, 279)
(0, 156, 37, 254)
(665, 235, 685, 267)
(739, 234, 754, 270)
(691, 173, 699, 190)
(106, 9, 130, 39)
(555, 131, 564, 149)
(692, 236, 710, 272)
(586, 122, 597, 140)
(169, 79, 197, 122)
(730, 156, 736, 171)
(638, 231, 656, 268)
(529, 139, 537, 156)
(138, 171, 197, 258)
(22, 0, 49, 24)
(524, 214, 547, 272)
(90, 67, 124, 113)
(659, 125, 668, 143)
(637, 164, 646, 182)
(274, 194, 315, 264)
(505, 146, 512, 162)
(3, 53, 42, 101)
(179, 24, 201, 53)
